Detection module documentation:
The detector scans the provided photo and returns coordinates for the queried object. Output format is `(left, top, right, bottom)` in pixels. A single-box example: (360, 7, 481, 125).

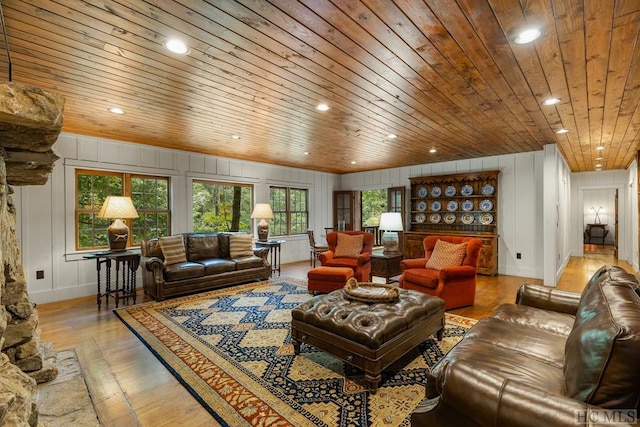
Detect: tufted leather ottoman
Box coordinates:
(291, 288, 445, 393)
(307, 266, 354, 293)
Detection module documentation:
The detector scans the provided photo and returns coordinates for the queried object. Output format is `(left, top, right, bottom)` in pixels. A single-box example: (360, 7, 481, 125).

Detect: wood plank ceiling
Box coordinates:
(0, 0, 638, 174)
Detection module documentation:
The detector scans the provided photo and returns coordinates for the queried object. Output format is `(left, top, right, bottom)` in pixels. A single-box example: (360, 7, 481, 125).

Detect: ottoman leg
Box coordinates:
(436, 327, 444, 341)
(365, 372, 381, 394)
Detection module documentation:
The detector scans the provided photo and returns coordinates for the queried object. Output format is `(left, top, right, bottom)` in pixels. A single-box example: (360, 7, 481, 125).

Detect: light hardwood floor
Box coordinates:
(37, 252, 633, 426)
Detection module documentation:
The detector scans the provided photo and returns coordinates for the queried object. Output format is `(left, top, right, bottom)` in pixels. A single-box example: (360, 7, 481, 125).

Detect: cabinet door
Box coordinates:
(333, 191, 355, 231)
(403, 233, 426, 259)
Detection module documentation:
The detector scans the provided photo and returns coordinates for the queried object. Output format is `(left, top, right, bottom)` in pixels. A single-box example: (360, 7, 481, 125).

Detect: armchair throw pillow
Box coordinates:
(425, 239, 467, 270)
(230, 234, 254, 258)
(334, 233, 364, 258)
(159, 235, 187, 265)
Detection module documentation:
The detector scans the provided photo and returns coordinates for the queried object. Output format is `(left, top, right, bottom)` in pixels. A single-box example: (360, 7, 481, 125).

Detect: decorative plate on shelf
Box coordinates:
(415, 213, 427, 223)
(431, 201, 442, 211)
(447, 200, 459, 211)
(444, 185, 456, 197)
(430, 186, 442, 197)
(430, 213, 441, 223)
(461, 213, 474, 224)
(480, 213, 494, 224)
(481, 184, 495, 195)
(462, 200, 474, 211)
(417, 187, 428, 198)
(444, 213, 456, 224)
(479, 199, 493, 211)
(417, 201, 427, 211)
(461, 184, 473, 196)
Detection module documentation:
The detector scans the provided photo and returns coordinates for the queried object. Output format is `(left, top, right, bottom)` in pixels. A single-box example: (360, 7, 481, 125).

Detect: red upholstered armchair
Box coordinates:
(318, 231, 374, 281)
(399, 236, 482, 310)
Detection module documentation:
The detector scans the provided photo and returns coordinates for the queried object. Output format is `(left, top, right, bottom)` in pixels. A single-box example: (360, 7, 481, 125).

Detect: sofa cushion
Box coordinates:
(236, 256, 265, 271)
(163, 261, 205, 281)
(426, 239, 467, 270)
(229, 234, 254, 258)
(400, 268, 439, 289)
(198, 258, 236, 275)
(564, 265, 640, 409)
(159, 235, 187, 265)
(142, 238, 164, 259)
(334, 233, 364, 258)
(187, 234, 221, 261)
(218, 233, 231, 258)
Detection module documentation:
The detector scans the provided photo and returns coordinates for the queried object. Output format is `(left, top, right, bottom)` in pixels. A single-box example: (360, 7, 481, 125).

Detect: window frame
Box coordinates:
(75, 169, 171, 251)
(269, 186, 309, 236)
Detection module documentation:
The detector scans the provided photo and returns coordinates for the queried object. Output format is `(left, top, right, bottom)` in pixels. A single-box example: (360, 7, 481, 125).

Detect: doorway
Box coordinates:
(582, 188, 617, 258)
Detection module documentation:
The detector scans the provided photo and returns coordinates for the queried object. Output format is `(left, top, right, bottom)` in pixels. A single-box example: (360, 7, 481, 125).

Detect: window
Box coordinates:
(270, 187, 308, 236)
(192, 180, 253, 232)
(75, 170, 170, 250)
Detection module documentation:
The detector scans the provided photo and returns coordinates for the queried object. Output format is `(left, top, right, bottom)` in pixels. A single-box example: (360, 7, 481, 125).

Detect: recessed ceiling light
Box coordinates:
(316, 103, 329, 111)
(595, 167, 603, 171)
(542, 98, 560, 106)
(164, 39, 190, 54)
(555, 128, 569, 134)
(108, 107, 124, 114)
(231, 134, 240, 140)
(303, 151, 309, 155)
(429, 148, 437, 154)
(387, 134, 397, 139)
(595, 146, 605, 151)
(515, 28, 541, 44)
(595, 164, 602, 168)
(595, 157, 604, 161)
(350, 160, 357, 164)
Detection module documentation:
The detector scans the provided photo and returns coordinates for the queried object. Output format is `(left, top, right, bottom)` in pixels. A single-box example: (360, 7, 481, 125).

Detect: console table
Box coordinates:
(254, 240, 285, 277)
(371, 251, 403, 283)
(83, 251, 140, 309)
(585, 224, 608, 244)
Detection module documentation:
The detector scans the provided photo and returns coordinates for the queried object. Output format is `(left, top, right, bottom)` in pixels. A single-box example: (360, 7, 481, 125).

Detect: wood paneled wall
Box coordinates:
(15, 133, 339, 304)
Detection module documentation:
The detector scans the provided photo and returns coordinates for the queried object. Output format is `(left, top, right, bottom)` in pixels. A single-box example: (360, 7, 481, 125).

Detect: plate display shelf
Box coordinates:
(407, 170, 499, 275)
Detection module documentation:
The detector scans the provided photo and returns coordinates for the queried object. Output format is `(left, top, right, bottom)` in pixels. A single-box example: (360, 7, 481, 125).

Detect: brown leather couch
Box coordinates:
(140, 232, 271, 301)
(412, 265, 640, 427)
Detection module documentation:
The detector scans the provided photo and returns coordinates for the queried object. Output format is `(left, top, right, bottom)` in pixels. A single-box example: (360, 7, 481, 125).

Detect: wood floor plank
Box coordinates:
(36, 251, 633, 424)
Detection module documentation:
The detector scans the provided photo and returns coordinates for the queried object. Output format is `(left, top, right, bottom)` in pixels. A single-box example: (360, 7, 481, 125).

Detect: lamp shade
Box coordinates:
(97, 196, 138, 252)
(379, 212, 403, 231)
(98, 196, 139, 219)
(251, 203, 274, 219)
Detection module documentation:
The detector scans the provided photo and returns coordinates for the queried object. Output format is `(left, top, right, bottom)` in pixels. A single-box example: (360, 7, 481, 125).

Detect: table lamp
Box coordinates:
(379, 212, 403, 253)
(251, 203, 274, 241)
(98, 196, 139, 251)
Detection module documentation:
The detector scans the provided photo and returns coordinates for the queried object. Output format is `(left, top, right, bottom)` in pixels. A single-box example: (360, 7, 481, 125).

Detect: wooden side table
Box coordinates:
(371, 251, 403, 283)
(83, 251, 140, 309)
(585, 223, 608, 244)
(254, 240, 285, 277)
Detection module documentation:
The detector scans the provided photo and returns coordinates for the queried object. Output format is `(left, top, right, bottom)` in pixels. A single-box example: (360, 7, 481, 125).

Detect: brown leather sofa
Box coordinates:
(140, 232, 271, 301)
(412, 265, 640, 427)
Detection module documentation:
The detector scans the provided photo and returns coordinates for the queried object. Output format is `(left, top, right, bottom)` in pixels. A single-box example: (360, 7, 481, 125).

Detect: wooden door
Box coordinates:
(333, 191, 355, 231)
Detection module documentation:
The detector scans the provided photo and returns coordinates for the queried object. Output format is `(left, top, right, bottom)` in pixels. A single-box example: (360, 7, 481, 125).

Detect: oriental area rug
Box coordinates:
(114, 278, 475, 427)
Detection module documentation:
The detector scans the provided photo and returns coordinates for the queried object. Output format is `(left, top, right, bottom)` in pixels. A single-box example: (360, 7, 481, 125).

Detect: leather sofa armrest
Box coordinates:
(253, 247, 269, 260)
(435, 360, 633, 427)
(400, 258, 428, 270)
(516, 284, 581, 315)
(141, 256, 165, 279)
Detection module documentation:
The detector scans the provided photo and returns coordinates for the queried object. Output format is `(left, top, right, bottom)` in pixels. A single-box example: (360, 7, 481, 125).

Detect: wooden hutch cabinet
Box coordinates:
(404, 170, 499, 275)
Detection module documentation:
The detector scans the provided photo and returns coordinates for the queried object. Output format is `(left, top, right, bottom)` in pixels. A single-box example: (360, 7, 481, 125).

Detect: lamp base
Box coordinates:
(381, 231, 400, 253)
(107, 218, 129, 251)
(257, 221, 269, 242)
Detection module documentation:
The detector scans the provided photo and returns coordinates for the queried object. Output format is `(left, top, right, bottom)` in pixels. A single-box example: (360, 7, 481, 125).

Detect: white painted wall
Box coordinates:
(341, 151, 546, 279)
(14, 132, 637, 304)
(16, 133, 339, 304)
